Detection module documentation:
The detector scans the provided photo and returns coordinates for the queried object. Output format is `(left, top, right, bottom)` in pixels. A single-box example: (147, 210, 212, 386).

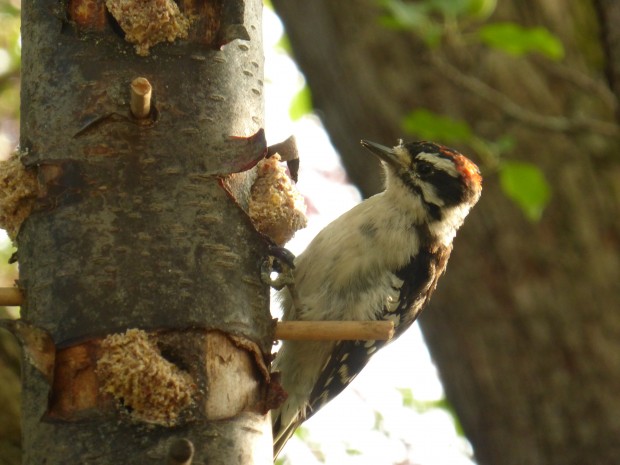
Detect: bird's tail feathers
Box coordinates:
(272, 411, 303, 460)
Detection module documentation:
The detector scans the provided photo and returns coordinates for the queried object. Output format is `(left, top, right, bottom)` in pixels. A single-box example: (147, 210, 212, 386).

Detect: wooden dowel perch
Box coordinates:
(275, 321, 395, 341)
(0, 288, 394, 341)
(0, 288, 23, 307)
(130, 77, 152, 119)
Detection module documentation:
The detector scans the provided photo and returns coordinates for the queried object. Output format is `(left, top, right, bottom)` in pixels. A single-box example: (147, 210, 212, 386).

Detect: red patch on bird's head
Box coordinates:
(452, 152, 482, 189)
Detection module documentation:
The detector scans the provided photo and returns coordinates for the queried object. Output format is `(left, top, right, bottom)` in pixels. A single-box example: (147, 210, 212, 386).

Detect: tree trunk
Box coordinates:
(15, 1, 273, 464)
(0, 309, 20, 465)
(595, 0, 620, 120)
(272, 1, 620, 464)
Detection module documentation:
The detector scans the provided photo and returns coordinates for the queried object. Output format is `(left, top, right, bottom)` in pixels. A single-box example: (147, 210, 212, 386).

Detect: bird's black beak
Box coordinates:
(360, 140, 404, 169)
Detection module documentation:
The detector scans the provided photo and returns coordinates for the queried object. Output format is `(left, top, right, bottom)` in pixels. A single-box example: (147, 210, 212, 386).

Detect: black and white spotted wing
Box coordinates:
(304, 243, 452, 419)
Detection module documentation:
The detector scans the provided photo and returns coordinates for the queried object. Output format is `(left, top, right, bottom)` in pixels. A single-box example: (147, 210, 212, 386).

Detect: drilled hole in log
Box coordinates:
(105, 10, 126, 39)
(157, 342, 192, 374)
(66, 0, 107, 32)
(179, 0, 223, 46)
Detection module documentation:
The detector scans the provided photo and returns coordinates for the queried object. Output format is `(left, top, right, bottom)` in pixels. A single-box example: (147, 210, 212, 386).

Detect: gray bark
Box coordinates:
(16, 1, 272, 464)
(272, 1, 620, 464)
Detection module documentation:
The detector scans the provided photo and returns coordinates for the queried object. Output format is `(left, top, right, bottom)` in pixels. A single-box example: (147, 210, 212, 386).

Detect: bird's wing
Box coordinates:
(303, 245, 453, 422)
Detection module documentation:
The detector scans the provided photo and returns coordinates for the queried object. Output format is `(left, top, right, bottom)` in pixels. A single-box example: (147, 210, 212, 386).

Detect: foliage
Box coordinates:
(499, 161, 551, 221)
(398, 387, 465, 437)
(275, 33, 293, 55)
(0, 0, 20, 283)
(378, 0, 446, 45)
(289, 84, 312, 121)
(0, 1, 21, 121)
(380, 0, 560, 221)
(379, 0, 493, 36)
(402, 108, 472, 143)
(478, 22, 564, 60)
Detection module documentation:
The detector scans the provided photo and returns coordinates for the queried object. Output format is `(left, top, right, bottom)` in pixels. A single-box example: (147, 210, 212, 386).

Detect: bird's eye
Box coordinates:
(417, 162, 433, 177)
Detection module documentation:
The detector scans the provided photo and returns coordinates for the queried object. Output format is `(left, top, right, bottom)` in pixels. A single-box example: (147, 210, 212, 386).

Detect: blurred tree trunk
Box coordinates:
(272, 1, 620, 464)
(595, 0, 620, 119)
(4, 1, 273, 464)
(0, 308, 20, 465)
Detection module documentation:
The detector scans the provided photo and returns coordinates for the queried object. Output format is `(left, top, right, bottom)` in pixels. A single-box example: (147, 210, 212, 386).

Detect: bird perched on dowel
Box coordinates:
(271, 139, 482, 458)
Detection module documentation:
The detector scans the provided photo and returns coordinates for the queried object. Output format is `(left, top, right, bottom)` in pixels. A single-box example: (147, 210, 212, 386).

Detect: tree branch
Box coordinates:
(431, 55, 620, 137)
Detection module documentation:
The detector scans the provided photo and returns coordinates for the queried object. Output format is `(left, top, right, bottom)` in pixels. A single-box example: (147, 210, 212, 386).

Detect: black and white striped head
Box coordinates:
(361, 139, 482, 221)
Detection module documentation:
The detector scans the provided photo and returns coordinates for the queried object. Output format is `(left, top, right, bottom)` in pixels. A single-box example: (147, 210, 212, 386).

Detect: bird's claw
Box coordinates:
(262, 246, 296, 291)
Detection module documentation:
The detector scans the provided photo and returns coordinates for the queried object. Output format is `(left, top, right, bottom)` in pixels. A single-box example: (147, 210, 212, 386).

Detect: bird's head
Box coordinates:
(361, 139, 482, 222)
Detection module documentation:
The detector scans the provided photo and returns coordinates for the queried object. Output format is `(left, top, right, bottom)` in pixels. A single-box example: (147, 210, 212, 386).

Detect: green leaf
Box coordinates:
(345, 448, 363, 456)
(275, 33, 292, 55)
(396, 388, 467, 437)
(402, 109, 472, 143)
(426, 0, 470, 16)
(293, 425, 310, 441)
(377, 0, 443, 45)
(494, 135, 516, 154)
(380, 0, 428, 29)
(499, 161, 551, 221)
(399, 387, 415, 408)
(397, 388, 444, 412)
(478, 22, 564, 60)
(373, 410, 385, 431)
(466, 0, 497, 20)
(0, 1, 20, 16)
(289, 85, 312, 121)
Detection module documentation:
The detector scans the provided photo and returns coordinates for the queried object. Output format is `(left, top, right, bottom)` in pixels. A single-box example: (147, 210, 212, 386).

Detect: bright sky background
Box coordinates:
(263, 8, 476, 465)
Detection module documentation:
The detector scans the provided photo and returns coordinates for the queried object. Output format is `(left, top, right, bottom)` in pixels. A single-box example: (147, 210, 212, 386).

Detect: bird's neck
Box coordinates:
(381, 180, 430, 224)
(382, 180, 471, 248)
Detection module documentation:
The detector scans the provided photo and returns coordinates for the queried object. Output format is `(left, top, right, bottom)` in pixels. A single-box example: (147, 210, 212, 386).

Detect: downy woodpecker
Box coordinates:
(271, 139, 482, 457)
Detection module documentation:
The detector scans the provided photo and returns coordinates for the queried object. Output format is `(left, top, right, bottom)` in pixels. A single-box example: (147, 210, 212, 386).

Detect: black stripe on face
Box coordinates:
(425, 201, 443, 221)
(420, 168, 467, 207)
(395, 157, 466, 210)
(392, 173, 443, 220)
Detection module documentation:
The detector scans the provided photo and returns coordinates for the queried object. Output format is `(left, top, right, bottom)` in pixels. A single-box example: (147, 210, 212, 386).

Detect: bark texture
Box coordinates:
(272, 1, 620, 464)
(17, 0, 273, 464)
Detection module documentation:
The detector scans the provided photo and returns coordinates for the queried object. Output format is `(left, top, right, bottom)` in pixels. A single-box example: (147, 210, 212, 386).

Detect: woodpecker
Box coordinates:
(271, 139, 482, 458)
